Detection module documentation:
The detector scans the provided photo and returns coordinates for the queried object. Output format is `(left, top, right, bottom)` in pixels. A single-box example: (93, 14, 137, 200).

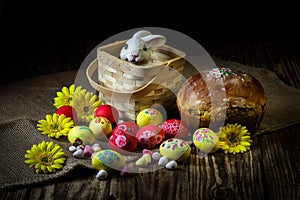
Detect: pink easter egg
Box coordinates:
(136, 125, 165, 149)
(159, 119, 189, 139)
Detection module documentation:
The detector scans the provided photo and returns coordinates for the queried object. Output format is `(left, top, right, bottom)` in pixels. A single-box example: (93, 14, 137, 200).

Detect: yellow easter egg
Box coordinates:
(89, 117, 112, 139)
(136, 108, 163, 127)
(68, 126, 95, 146)
(192, 128, 219, 153)
(92, 150, 125, 172)
(159, 138, 191, 161)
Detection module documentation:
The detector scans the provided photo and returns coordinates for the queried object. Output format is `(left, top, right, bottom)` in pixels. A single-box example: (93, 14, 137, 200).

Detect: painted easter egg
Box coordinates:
(136, 125, 165, 149)
(89, 116, 112, 139)
(159, 119, 189, 139)
(192, 128, 219, 153)
(159, 138, 191, 161)
(94, 104, 119, 124)
(109, 129, 138, 153)
(92, 150, 125, 172)
(136, 108, 163, 127)
(68, 126, 95, 146)
(113, 121, 139, 136)
(55, 105, 78, 122)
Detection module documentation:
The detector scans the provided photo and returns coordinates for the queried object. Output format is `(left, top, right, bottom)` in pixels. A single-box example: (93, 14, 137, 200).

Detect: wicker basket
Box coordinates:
(86, 40, 186, 121)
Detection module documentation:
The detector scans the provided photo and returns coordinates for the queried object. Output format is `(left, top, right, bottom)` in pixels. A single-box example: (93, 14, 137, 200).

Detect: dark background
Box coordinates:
(0, 1, 298, 85)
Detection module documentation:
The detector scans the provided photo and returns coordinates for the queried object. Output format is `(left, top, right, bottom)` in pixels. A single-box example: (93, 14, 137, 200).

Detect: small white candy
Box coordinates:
(93, 146, 101, 152)
(73, 149, 84, 158)
(152, 152, 161, 160)
(91, 143, 100, 149)
(158, 156, 168, 167)
(166, 160, 178, 170)
(96, 170, 108, 180)
(76, 145, 84, 150)
(68, 146, 77, 152)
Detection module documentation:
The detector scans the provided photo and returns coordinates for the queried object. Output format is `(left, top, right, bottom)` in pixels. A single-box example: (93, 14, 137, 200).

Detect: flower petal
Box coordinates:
(39, 141, 47, 152)
(62, 86, 70, 96)
(69, 84, 75, 94)
(57, 114, 64, 122)
(53, 114, 59, 123)
(56, 91, 64, 97)
(46, 115, 53, 123)
(54, 158, 66, 164)
(240, 141, 251, 147)
(52, 164, 63, 169)
(52, 151, 65, 159)
(46, 142, 54, 152)
(41, 165, 47, 173)
(25, 159, 36, 164)
(240, 136, 251, 140)
(47, 166, 53, 173)
(50, 145, 61, 155)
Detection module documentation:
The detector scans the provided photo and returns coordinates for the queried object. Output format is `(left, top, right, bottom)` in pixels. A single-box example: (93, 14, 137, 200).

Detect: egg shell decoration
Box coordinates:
(159, 138, 191, 161)
(136, 125, 165, 149)
(159, 119, 189, 139)
(55, 105, 78, 122)
(92, 150, 125, 172)
(113, 121, 139, 136)
(94, 104, 119, 125)
(89, 117, 112, 139)
(68, 126, 95, 146)
(136, 108, 163, 127)
(109, 129, 138, 154)
(192, 128, 219, 153)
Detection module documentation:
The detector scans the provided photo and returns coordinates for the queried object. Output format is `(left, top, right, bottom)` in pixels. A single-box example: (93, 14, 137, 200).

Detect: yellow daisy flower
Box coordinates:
(24, 141, 66, 174)
(72, 91, 102, 123)
(37, 113, 75, 139)
(53, 84, 86, 108)
(218, 123, 252, 154)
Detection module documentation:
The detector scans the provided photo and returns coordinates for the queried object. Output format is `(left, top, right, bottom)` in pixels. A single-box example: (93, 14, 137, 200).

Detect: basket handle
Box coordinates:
(86, 57, 184, 100)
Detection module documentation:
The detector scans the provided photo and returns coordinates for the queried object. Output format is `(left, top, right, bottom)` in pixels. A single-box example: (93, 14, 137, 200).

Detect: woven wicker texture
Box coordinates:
(88, 41, 186, 121)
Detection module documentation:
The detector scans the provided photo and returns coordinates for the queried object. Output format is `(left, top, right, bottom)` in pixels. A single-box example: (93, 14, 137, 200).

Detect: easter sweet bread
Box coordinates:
(176, 67, 267, 132)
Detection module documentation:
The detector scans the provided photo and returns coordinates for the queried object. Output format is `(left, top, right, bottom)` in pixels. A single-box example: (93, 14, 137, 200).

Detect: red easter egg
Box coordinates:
(94, 104, 119, 124)
(136, 125, 165, 149)
(159, 119, 189, 139)
(55, 105, 78, 122)
(113, 121, 139, 136)
(109, 129, 138, 154)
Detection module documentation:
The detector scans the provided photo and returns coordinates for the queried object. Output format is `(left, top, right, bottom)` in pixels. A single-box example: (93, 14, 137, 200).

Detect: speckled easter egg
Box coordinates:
(68, 126, 95, 146)
(136, 125, 165, 149)
(94, 104, 119, 124)
(92, 150, 125, 172)
(89, 117, 112, 139)
(136, 108, 163, 127)
(159, 138, 191, 161)
(109, 128, 138, 154)
(193, 128, 219, 153)
(159, 119, 189, 139)
(55, 105, 78, 122)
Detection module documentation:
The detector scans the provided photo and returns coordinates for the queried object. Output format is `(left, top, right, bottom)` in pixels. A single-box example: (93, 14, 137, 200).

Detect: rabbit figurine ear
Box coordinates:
(120, 30, 166, 63)
(132, 30, 152, 39)
(141, 35, 166, 48)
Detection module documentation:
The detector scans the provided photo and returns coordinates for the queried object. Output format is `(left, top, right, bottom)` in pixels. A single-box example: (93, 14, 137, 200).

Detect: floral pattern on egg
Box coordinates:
(159, 138, 191, 161)
(136, 125, 165, 149)
(192, 128, 219, 153)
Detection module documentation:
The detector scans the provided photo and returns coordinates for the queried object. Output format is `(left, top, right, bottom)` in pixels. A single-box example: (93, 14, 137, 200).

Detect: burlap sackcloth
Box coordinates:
(1, 59, 300, 191)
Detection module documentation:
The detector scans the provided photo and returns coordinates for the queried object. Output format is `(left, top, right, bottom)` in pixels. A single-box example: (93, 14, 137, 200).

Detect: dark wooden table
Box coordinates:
(0, 41, 299, 200)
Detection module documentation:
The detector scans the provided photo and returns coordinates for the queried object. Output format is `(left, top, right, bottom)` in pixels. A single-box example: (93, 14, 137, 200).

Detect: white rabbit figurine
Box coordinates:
(120, 30, 166, 63)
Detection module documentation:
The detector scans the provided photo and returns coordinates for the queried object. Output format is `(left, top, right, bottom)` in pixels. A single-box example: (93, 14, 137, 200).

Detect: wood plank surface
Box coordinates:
(0, 41, 299, 200)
